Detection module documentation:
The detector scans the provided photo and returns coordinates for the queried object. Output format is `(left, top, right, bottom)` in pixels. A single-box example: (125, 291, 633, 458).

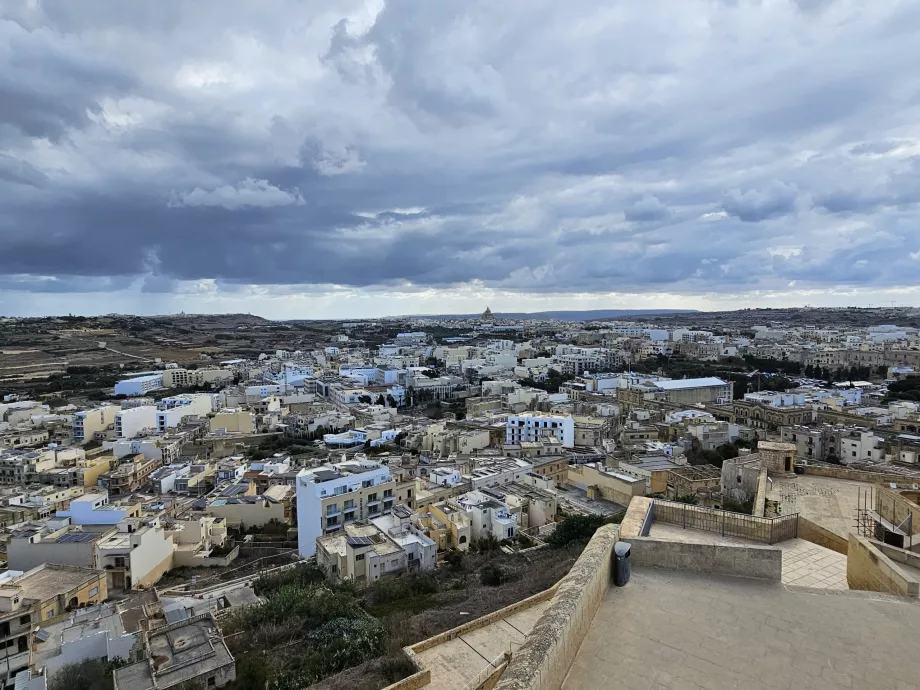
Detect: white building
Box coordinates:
(56, 493, 130, 526)
(296, 460, 400, 558)
(743, 392, 806, 407)
(114, 406, 158, 439)
(114, 374, 164, 397)
(467, 458, 534, 490)
(155, 394, 215, 432)
(505, 413, 575, 448)
(453, 490, 518, 541)
(371, 506, 437, 572)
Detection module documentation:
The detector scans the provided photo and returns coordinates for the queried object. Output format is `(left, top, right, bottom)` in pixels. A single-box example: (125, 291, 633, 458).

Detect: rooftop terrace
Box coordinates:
(562, 568, 920, 690)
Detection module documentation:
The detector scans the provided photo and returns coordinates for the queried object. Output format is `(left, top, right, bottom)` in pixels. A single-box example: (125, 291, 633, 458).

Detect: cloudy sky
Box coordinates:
(3, 0, 920, 319)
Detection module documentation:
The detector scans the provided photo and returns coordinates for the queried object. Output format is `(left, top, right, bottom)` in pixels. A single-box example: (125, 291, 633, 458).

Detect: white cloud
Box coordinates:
(168, 178, 304, 210)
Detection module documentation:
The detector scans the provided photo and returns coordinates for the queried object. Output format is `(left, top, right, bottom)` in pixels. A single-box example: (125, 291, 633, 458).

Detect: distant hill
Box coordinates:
(410, 309, 697, 322)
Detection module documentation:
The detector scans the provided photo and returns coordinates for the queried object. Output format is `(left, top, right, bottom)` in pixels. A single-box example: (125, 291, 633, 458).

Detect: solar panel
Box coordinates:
(33, 628, 51, 642)
(56, 532, 97, 543)
(346, 536, 374, 547)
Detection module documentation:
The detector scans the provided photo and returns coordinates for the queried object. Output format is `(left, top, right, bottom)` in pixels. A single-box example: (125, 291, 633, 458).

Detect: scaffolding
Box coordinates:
(856, 485, 915, 550)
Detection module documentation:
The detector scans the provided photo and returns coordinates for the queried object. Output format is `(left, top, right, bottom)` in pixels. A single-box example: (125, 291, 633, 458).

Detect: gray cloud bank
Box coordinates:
(2, 0, 920, 309)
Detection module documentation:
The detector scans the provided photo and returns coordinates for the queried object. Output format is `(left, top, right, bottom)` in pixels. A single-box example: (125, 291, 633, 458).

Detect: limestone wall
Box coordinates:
(624, 538, 782, 581)
(797, 517, 848, 555)
(753, 466, 768, 517)
(651, 501, 797, 544)
(494, 524, 620, 690)
(803, 465, 912, 484)
(846, 534, 919, 598)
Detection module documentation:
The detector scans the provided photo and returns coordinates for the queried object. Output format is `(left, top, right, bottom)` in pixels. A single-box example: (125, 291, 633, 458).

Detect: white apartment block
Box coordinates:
(114, 406, 158, 440)
(114, 374, 164, 396)
(155, 394, 215, 432)
(296, 460, 407, 558)
(506, 413, 575, 448)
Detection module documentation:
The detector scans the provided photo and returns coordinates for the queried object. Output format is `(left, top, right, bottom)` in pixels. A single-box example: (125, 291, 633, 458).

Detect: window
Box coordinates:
(208, 678, 216, 688)
(18, 615, 29, 626)
(459, 535, 467, 544)
(89, 587, 99, 597)
(383, 489, 393, 499)
(45, 609, 54, 620)
(356, 553, 365, 561)
(368, 493, 378, 502)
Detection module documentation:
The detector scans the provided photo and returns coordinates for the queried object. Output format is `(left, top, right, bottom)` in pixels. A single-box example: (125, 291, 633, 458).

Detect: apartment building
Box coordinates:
(72, 405, 121, 443)
(467, 457, 534, 490)
(452, 489, 518, 541)
(316, 506, 437, 583)
(114, 405, 158, 439)
(210, 409, 255, 434)
(162, 368, 233, 388)
(156, 394, 215, 432)
(0, 565, 107, 687)
(296, 459, 415, 557)
(97, 455, 160, 494)
(573, 415, 613, 447)
(566, 463, 646, 506)
(113, 614, 236, 690)
(506, 413, 575, 448)
(0, 428, 49, 449)
(96, 520, 175, 591)
(415, 501, 473, 550)
(203, 484, 292, 529)
(113, 374, 164, 396)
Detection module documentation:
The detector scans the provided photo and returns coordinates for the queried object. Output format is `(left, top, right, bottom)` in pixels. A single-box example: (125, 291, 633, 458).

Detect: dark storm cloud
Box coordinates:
(2, 0, 920, 307)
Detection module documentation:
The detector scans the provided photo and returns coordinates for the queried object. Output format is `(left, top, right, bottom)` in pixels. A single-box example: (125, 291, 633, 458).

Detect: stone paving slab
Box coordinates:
(562, 568, 920, 690)
(649, 524, 848, 589)
(414, 598, 550, 690)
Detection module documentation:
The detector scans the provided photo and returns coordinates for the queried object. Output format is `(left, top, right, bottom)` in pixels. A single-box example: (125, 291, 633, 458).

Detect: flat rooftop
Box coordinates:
(562, 568, 920, 690)
(19, 564, 100, 603)
(766, 474, 874, 538)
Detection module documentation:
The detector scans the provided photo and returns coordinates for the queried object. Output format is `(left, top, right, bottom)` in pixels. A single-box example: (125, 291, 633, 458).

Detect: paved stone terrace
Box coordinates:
(415, 599, 550, 690)
(767, 475, 872, 538)
(649, 523, 848, 589)
(562, 568, 920, 690)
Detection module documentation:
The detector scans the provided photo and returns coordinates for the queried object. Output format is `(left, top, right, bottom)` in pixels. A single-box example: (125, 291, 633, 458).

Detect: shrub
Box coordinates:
(548, 514, 619, 547)
(479, 563, 521, 587)
(444, 549, 465, 571)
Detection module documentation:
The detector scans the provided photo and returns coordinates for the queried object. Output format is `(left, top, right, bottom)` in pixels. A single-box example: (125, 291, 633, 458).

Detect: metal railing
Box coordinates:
(651, 498, 798, 544)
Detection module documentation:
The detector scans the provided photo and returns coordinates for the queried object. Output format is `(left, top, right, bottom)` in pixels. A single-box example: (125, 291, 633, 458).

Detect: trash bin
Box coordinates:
(613, 541, 631, 587)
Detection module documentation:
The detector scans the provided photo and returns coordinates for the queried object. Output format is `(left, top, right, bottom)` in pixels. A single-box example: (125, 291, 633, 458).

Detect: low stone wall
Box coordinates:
(494, 524, 620, 690)
(797, 517, 848, 555)
(846, 534, 920, 598)
(650, 500, 797, 544)
(803, 465, 913, 485)
(380, 666, 430, 690)
(872, 540, 920, 569)
(624, 538, 782, 581)
(619, 496, 652, 538)
(409, 587, 557, 654)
